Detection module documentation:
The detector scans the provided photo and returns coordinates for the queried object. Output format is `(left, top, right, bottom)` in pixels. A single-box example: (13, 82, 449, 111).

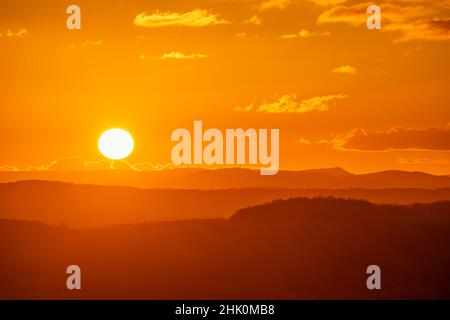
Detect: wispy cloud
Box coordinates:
(279, 34, 298, 39)
(259, 0, 292, 11)
(134, 9, 230, 28)
(316, 1, 450, 42)
(160, 52, 207, 60)
(244, 14, 262, 25)
(279, 29, 331, 39)
(140, 51, 208, 60)
(317, 2, 434, 26)
(67, 40, 103, 49)
(332, 65, 357, 75)
(386, 18, 450, 42)
(0, 157, 177, 172)
(1, 28, 28, 38)
(133, 162, 175, 171)
(235, 93, 348, 113)
(329, 125, 450, 151)
(307, 0, 349, 6)
(81, 40, 103, 47)
(295, 138, 313, 145)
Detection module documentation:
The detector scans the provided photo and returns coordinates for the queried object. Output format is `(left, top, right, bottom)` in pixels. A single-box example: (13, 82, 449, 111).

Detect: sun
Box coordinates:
(98, 128, 134, 160)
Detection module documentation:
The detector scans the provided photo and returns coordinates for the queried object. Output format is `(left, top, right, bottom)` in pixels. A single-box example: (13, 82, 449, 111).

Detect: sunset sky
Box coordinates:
(1, 0, 449, 174)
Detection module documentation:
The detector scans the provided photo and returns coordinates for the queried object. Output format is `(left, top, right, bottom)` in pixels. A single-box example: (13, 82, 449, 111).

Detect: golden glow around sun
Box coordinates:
(98, 128, 134, 160)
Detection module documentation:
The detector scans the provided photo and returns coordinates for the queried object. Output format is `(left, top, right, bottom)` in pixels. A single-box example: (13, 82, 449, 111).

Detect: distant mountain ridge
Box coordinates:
(0, 167, 449, 189)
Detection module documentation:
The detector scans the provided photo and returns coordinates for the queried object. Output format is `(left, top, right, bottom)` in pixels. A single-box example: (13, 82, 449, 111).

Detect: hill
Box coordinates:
(1, 167, 450, 189)
(1, 197, 449, 299)
(1, 180, 450, 226)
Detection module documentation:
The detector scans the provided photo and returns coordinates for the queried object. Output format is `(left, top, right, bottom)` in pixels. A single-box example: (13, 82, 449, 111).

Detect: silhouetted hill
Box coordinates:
(1, 167, 450, 188)
(231, 197, 450, 224)
(1, 198, 449, 299)
(2, 181, 450, 227)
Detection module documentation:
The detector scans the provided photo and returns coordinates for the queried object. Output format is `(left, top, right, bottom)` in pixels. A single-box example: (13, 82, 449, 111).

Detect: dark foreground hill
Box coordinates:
(1, 197, 449, 299)
(1, 180, 450, 227)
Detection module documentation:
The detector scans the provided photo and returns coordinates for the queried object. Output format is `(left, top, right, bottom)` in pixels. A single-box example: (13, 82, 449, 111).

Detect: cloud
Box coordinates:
(0, 158, 179, 172)
(160, 51, 207, 60)
(140, 52, 208, 60)
(235, 93, 348, 113)
(244, 14, 262, 25)
(295, 138, 313, 145)
(23, 157, 120, 171)
(307, 0, 349, 6)
(279, 34, 298, 39)
(316, 1, 450, 42)
(330, 125, 450, 151)
(133, 162, 175, 171)
(386, 18, 450, 42)
(134, 10, 230, 28)
(259, 0, 292, 11)
(111, 160, 138, 171)
(139, 53, 149, 60)
(37, 157, 129, 171)
(279, 29, 331, 39)
(317, 2, 370, 25)
(332, 65, 357, 75)
(67, 40, 103, 49)
(81, 40, 103, 47)
(317, 2, 434, 26)
(1, 28, 28, 38)
(234, 103, 255, 112)
(41, 157, 87, 171)
(298, 29, 331, 38)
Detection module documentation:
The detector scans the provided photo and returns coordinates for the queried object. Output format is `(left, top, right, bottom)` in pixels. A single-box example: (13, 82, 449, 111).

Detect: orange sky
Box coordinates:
(1, 0, 449, 174)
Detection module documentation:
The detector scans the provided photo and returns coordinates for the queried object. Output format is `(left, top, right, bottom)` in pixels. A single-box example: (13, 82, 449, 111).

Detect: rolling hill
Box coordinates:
(1, 180, 450, 226)
(1, 167, 450, 189)
(1, 197, 449, 299)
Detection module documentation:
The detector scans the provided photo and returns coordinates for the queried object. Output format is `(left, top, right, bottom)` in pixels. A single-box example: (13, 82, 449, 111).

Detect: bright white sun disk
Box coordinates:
(98, 128, 134, 160)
